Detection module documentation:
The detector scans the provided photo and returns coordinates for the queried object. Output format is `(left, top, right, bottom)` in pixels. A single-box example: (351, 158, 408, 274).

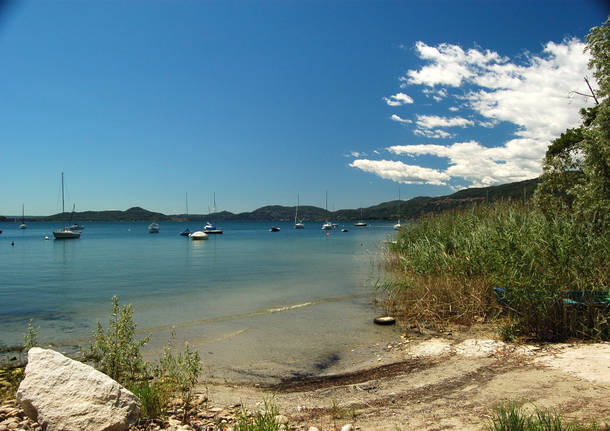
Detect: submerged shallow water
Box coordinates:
(0, 220, 397, 381)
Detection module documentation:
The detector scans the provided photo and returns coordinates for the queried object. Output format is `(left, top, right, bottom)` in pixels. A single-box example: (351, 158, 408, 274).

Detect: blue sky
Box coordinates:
(0, 1, 607, 215)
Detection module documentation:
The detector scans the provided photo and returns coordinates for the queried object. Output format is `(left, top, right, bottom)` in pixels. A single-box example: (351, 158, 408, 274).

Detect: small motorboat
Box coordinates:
(269, 226, 280, 232)
(69, 224, 85, 230)
(190, 231, 208, 240)
(354, 222, 367, 227)
(341, 228, 348, 232)
(53, 227, 81, 240)
(148, 223, 160, 233)
(203, 222, 223, 234)
(180, 227, 192, 236)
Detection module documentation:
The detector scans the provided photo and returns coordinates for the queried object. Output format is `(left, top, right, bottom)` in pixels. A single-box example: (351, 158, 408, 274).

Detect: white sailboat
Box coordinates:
(354, 206, 367, 227)
(53, 173, 81, 240)
(204, 192, 223, 234)
(19, 204, 26, 229)
(294, 193, 304, 229)
(321, 191, 333, 230)
(148, 223, 160, 233)
(180, 192, 191, 236)
(394, 187, 402, 230)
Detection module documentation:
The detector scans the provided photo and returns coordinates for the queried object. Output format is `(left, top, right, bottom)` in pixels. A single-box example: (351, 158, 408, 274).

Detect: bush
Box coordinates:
(155, 330, 202, 422)
(129, 379, 168, 420)
(83, 296, 150, 386)
(234, 398, 284, 431)
(23, 319, 40, 353)
(486, 403, 609, 431)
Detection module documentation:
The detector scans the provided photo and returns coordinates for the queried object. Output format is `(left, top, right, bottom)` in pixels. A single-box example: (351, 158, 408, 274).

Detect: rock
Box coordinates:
(341, 424, 354, 431)
(275, 415, 289, 425)
(16, 348, 140, 431)
(308, 427, 320, 431)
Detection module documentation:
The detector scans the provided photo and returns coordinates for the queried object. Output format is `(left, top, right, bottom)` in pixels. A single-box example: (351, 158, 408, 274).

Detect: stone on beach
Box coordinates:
(16, 347, 140, 431)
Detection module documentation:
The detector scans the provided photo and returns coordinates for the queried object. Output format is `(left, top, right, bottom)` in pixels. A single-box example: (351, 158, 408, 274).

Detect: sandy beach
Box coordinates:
(201, 326, 610, 430)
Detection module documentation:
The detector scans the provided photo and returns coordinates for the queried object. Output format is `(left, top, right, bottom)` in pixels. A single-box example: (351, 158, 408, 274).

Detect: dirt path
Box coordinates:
(203, 334, 610, 430)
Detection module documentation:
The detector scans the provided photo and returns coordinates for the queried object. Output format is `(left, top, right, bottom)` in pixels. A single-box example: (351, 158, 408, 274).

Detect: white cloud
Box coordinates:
(350, 38, 595, 187)
(406, 41, 507, 87)
(345, 151, 367, 158)
(413, 129, 452, 139)
(391, 114, 412, 124)
(388, 139, 549, 186)
(349, 159, 450, 185)
(416, 114, 474, 129)
(388, 38, 592, 185)
(383, 92, 414, 106)
(479, 120, 498, 128)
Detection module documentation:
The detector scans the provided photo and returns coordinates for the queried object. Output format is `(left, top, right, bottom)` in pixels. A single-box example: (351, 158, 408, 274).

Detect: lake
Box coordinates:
(0, 220, 397, 382)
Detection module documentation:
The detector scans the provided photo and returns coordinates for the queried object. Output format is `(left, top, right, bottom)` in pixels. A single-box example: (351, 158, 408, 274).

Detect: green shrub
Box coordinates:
(155, 330, 202, 422)
(233, 398, 284, 431)
(83, 296, 150, 386)
(23, 319, 40, 352)
(130, 378, 168, 420)
(486, 403, 609, 431)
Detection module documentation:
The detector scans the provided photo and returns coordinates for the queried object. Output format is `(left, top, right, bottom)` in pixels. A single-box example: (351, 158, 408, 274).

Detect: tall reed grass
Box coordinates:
(384, 201, 608, 341)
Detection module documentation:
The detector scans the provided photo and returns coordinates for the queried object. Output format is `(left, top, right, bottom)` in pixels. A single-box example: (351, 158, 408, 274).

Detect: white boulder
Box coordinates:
(17, 347, 140, 431)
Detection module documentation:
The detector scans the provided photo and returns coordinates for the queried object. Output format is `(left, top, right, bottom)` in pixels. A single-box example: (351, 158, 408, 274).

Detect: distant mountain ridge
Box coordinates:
(8, 178, 540, 222)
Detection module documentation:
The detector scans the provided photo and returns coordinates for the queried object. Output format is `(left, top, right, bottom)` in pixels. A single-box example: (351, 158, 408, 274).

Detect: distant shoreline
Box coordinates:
(1, 178, 539, 223)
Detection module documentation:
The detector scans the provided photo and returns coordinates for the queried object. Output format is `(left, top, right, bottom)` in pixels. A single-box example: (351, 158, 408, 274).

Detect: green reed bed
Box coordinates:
(486, 403, 608, 431)
(384, 201, 609, 341)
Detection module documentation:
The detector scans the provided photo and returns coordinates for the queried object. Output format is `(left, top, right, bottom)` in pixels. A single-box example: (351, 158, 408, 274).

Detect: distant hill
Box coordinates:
(44, 207, 172, 222)
(5, 178, 540, 222)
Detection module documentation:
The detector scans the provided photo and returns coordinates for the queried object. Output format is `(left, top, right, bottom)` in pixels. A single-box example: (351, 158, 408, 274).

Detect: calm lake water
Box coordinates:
(0, 220, 397, 381)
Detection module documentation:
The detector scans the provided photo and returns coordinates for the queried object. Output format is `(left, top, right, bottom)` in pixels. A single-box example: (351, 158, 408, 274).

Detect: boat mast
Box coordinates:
(186, 192, 188, 218)
(61, 172, 65, 214)
(397, 186, 401, 224)
(295, 193, 299, 224)
(325, 190, 328, 223)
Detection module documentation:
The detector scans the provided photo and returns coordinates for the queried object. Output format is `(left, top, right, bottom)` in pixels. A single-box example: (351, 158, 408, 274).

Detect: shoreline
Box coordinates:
(201, 326, 610, 430)
(2, 326, 609, 430)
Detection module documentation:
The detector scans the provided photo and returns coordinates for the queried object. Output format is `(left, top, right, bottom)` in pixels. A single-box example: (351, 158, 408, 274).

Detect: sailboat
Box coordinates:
(180, 192, 191, 236)
(321, 191, 333, 230)
(294, 194, 304, 229)
(53, 173, 81, 239)
(148, 223, 160, 233)
(354, 205, 367, 227)
(19, 204, 27, 229)
(203, 192, 223, 234)
(68, 204, 84, 230)
(394, 187, 402, 230)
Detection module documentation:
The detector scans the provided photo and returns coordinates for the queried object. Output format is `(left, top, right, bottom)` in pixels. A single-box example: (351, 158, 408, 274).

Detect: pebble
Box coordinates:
(341, 424, 354, 431)
(308, 427, 320, 431)
(275, 415, 289, 425)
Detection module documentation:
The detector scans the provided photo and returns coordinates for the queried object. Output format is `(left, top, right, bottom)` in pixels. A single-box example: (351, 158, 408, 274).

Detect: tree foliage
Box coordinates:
(535, 17, 610, 229)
